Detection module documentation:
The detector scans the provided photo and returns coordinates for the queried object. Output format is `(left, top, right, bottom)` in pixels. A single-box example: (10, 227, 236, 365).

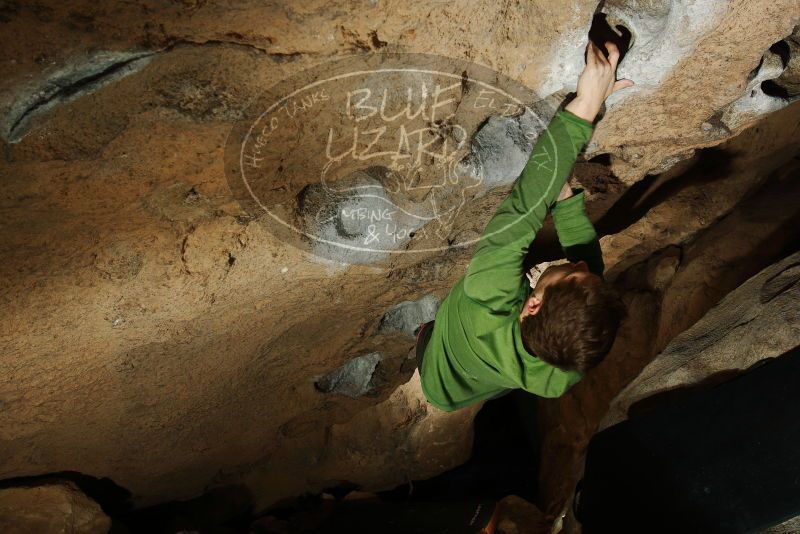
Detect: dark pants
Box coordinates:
(414, 320, 435, 370)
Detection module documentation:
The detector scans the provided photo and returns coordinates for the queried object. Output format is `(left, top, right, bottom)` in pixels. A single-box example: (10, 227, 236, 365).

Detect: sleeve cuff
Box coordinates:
(552, 189, 597, 247)
(552, 188, 587, 217)
(557, 108, 595, 129)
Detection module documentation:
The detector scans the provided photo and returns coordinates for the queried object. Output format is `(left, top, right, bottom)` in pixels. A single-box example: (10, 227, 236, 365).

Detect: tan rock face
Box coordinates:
(0, 482, 110, 534)
(239, 368, 483, 510)
(0, 0, 798, 512)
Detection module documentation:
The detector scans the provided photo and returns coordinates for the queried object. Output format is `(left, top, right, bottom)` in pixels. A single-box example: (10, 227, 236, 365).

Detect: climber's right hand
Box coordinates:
(556, 181, 574, 201)
(565, 41, 634, 123)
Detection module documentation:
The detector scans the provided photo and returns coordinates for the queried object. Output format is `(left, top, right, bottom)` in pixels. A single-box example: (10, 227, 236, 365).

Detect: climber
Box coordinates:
(413, 40, 632, 413)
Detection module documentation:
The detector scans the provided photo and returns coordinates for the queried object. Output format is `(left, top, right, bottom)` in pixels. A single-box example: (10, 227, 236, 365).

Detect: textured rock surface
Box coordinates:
(535, 103, 800, 519)
(554, 252, 800, 532)
(589, 3, 800, 184)
(0, 0, 799, 512)
(763, 516, 800, 534)
(237, 369, 483, 510)
(601, 251, 800, 430)
(0, 482, 110, 534)
(315, 352, 383, 398)
(378, 294, 440, 337)
(494, 495, 550, 534)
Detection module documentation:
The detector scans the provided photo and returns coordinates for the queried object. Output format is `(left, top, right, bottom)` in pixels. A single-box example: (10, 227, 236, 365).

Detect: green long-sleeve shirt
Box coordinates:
(419, 109, 600, 412)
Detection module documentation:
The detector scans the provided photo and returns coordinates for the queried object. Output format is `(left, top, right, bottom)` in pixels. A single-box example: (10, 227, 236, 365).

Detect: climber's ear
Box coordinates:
(526, 295, 542, 316)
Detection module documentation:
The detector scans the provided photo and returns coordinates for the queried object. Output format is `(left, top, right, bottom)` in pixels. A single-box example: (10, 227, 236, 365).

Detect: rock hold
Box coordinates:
(465, 107, 549, 189)
(769, 28, 800, 97)
(315, 352, 383, 397)
(378, 294, 440, 337)
(298, 169, 427, 264)
(720, 43, 798, 131)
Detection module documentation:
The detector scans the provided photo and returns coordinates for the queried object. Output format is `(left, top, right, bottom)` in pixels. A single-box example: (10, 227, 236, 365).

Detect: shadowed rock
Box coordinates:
(602, 250, 800, 430)
(0, 482, 110, 534)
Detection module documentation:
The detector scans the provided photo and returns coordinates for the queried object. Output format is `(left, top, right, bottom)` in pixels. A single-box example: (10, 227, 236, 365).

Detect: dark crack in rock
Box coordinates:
(1, 50, 155, 142)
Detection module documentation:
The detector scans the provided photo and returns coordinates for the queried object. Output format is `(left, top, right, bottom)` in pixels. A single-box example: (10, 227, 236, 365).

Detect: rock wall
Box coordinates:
(601, 250, 800, 431)
(535, 112, 800, 518)
(0, 0, 799, 511)
(0, 482, 110, 534)
(557, 250, 800, 532)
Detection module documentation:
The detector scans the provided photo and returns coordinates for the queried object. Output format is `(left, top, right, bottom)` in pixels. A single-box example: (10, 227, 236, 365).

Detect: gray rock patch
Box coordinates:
(2, 50, 155, 142)
(464, 108, 545, 189)
(298, 169, 425, 265)
(378, 294, 441, 337)
(315, 352, 383, 397)
(720, 46, 796, 131)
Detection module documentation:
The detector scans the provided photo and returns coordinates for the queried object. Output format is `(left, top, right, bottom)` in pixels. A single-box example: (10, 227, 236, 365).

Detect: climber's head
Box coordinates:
(519, 261, 625, 373)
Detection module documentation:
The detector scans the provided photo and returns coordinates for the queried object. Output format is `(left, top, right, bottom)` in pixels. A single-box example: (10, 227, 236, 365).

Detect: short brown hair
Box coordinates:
(520, 277, 625, 373)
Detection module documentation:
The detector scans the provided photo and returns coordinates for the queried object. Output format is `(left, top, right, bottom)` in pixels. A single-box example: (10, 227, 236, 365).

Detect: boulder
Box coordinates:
(494, 495, 550, 534)
(315, 352, 383, 398)
(0, 482, 110, 534)
(602, 250, 800, 430)
(557, 251, 800, 532)
(0, 0, 798, 511)
(378, 294, 440, 337)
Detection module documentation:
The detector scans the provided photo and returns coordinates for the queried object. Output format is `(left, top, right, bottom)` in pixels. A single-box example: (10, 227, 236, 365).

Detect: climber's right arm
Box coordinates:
(552, 187, 605, 277)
